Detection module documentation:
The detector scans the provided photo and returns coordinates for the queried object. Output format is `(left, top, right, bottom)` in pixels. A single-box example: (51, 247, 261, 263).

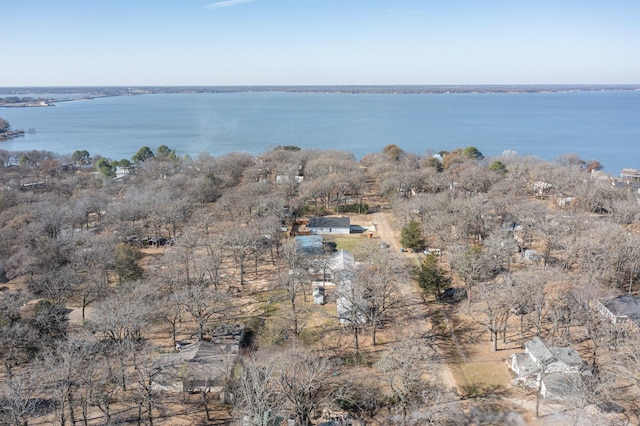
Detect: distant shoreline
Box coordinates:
(0, 94, 118, 108)
(1, 84, 639, 101)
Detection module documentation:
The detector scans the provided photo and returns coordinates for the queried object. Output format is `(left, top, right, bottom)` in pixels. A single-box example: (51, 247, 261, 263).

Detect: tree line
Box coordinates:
(1, 141, 639, 424)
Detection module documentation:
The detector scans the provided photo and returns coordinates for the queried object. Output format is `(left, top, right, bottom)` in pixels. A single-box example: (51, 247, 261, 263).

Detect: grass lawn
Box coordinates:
(326, 234, 379, 256)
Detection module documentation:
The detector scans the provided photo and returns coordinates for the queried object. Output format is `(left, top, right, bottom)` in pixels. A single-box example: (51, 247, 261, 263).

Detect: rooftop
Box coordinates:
(307, 216, 351, 229)
(602, 294, 640, 324)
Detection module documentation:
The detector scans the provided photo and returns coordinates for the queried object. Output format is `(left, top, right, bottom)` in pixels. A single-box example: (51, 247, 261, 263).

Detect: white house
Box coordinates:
(509, 337, 586, 399)
(598, 294, 640, 328)
(307, 217, 351, 235)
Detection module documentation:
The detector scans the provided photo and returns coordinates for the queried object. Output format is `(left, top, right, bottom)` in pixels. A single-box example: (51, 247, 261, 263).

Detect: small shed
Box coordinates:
(524, 249, 544, 264)
(313, 286, 326, 305)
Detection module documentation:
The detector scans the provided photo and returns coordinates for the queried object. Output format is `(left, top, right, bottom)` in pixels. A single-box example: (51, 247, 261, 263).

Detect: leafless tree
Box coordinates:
(233, 355, 284, 426)
(449, 245, 498, 310)
(177, 282, 230, 341)
(71, 234, 115, 323)
(375, 339, 437, 425)
(223, 224, 257, 285)
(158, 290, 182, 349)
(475, 278, 511, 351)
(40, 334, 99, 426)
(273, 346, 332, 426)
(331, 377, 385, 425)
(358, 253, 405, 345)
(0, 366, 41, 426)
(0, 291, 37, 379)
(130, 344, 162, 426)
(510, 268, 549, 339)
(91, 282, 153, 344)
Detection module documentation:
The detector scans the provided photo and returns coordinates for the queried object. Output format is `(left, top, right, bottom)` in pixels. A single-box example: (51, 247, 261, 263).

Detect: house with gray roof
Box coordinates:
(598, 294, 640, 328)
(509, 336, 586, 399)
(152, 324, 244, 393)
(620, 168, 640, 183)
(295, 235, 324, 255)
(307, 216, 351, 235)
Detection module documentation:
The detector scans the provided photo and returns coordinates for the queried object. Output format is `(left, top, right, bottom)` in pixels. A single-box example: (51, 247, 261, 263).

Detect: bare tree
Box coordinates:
(223, 225, 257, 285)
(273, 346, 332, 426)
(275, 240, 313, 336)
(449, 245, 497, 311)
(474, 278, 511, 351)
(41, 334, 99, 426)
(0, 367, 40, 426)
(234, 355, 284, 426)
(91, 282, 153, 344)
(130, 344, 162, 426)
(358, 253, 404, 345)
(376, 339, 434, 425)
(177, 282, 230, 341)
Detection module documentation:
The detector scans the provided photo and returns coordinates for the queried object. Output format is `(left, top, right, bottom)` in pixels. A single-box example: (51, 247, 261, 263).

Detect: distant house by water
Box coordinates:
(620, 168, 640, 183)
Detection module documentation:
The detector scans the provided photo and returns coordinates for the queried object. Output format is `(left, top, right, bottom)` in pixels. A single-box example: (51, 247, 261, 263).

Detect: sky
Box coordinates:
(4, 0, 640, 86)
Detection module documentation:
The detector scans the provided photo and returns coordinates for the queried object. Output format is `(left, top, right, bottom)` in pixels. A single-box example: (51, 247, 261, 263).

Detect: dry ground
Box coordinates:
(5, 209, 634, 425)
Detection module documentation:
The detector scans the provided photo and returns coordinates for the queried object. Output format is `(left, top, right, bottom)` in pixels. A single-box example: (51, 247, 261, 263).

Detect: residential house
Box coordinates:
(533, 181, 553, 198)
(509, 336, 586, 399)
(152, 324, 244, 393)
(295, 235, 324, 255)
(328, 250, 356, 283)
(307, 217, 351, 235)
(325, 250, 364, 326)
(614, 168, 640, 191)
(598, 294, 640, 328)
(620, 168, 640, 183)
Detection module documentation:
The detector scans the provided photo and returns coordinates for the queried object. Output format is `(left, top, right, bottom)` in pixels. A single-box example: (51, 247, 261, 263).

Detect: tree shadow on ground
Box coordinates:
(459, 383, 507, 400)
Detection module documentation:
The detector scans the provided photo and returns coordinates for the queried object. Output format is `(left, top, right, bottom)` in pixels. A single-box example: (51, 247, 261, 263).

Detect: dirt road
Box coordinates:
(372, 212, 460, 394)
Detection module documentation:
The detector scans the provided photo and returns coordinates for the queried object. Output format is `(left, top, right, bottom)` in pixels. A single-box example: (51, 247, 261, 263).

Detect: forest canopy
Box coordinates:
(0, 143, 638, 425)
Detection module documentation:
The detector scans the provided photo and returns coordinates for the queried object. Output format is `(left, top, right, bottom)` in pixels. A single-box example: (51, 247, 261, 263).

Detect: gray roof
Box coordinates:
(525, 336, 583, 368)
(621, 168, 640, 177)
(330, 250, 355, 273)
(295, 235, 324, 254)
(153, 341, 239, 391)
(307, 216, 350, 229)
(542, 372, 584, 400)
(602, 294, 640, 323)
(525, 337, 556, 366)
(512, 353, 539, 377)
(549, 346, 583, 368)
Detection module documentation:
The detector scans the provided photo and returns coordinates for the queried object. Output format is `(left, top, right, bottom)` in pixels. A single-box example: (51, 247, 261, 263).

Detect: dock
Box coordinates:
(0, 129, 32, 141)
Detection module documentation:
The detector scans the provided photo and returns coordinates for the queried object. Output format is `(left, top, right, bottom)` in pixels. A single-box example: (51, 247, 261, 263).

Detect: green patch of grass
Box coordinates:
(326, 235, 380, 260)
(298, 326, 324, 346)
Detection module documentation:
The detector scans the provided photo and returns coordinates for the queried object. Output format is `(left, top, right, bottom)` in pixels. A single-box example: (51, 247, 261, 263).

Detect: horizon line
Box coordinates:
(2, 83, 640, 89)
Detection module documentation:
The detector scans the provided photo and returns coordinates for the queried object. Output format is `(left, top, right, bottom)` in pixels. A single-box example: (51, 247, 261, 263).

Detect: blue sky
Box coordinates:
(4, 0, 639, 86)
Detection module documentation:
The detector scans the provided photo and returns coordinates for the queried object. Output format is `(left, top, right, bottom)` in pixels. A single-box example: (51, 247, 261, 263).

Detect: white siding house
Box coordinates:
(307, 217, 351, 235)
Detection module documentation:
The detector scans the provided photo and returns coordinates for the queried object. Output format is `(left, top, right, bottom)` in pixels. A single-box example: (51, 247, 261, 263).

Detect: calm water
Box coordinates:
(1, 91, 639, 174)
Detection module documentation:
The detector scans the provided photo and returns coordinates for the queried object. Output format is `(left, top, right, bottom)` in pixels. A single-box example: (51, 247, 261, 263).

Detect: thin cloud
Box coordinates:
(205, 0, 256, 9)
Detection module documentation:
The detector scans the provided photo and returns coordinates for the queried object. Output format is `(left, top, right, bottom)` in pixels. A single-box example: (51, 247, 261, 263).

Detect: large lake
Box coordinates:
(1, 91, 639, 174)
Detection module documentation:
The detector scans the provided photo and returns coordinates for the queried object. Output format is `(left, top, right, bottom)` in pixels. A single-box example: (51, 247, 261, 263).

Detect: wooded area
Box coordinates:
(1, 143, 640, 425)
